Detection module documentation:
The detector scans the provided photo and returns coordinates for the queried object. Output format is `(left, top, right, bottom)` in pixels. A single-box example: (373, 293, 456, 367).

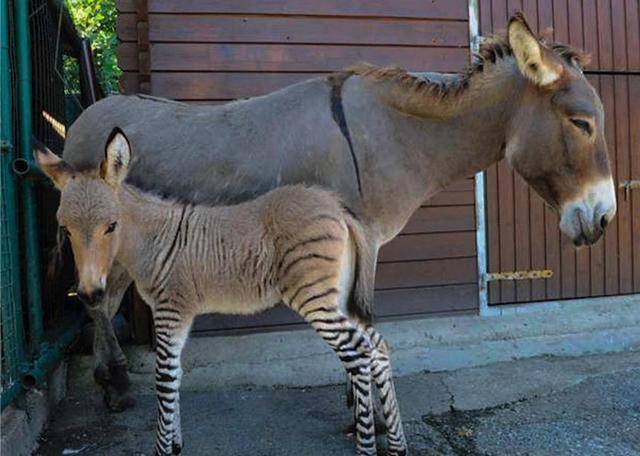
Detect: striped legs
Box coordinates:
(153, 307, 192, 455)
(366, 327, 407, 455)
(299, 310, 377, 455)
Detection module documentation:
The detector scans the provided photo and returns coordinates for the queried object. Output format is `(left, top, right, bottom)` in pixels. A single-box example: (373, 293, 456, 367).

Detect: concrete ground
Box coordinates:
(35, 349, 640, 456)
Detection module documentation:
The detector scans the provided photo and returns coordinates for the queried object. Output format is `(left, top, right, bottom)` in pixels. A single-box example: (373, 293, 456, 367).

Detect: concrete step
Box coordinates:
(69, 295, 640, 392)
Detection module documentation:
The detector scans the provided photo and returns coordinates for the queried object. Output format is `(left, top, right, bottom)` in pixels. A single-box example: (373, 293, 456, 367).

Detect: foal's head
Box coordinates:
(35, 129, 131, 306)
(505, 13, 615, 246)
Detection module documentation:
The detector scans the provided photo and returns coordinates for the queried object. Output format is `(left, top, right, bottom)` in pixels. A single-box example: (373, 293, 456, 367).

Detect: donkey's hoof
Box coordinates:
(172, 441, 182, 454)
(104, 390, 136, 412)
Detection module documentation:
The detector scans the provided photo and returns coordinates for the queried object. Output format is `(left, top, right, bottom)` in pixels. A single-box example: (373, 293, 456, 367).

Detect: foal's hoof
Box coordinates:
(387, 449, 408, 456)
(153, 443, 181, 456)
(104, 389, 137, 412)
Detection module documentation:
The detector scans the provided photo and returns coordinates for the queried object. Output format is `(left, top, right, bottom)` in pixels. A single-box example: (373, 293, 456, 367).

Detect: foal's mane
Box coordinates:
(345, 35, 589, 102)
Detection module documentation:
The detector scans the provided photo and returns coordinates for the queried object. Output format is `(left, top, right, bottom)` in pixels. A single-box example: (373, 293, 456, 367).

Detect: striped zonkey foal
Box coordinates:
(35, 128, 407, 455)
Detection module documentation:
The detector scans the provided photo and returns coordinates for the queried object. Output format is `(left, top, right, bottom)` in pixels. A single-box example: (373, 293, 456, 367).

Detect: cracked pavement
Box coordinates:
(36, 350, 640, 455)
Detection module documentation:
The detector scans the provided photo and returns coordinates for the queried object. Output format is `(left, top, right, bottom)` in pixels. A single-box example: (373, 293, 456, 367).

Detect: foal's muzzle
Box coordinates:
(77, 287, 105, 307)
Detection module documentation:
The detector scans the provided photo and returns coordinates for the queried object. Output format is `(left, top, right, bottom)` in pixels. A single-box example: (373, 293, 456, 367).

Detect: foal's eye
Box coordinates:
(60, 226, 70, 237)
(105, 222, 118, 234)
(570, 118, 592, 136)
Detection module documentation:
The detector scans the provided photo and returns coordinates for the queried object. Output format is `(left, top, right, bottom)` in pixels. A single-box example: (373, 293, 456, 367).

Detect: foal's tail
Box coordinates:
(342, 205, 376, 323)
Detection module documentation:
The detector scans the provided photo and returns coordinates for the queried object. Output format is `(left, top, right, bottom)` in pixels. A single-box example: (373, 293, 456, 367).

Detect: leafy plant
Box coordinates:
(64, 0, 121, 94)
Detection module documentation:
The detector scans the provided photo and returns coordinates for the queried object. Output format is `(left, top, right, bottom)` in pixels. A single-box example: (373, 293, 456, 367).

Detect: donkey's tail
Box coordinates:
(342, 205, 376, 323)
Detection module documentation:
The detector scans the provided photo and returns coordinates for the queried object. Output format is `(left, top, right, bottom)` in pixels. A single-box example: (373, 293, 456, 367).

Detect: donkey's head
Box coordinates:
(504, 13, 615, 246)
(35, 129, 131, 306)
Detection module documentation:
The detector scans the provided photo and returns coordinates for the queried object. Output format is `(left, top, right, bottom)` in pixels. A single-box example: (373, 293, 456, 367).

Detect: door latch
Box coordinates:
(485, 269, 553, 282)
(619, 180, 640, 201)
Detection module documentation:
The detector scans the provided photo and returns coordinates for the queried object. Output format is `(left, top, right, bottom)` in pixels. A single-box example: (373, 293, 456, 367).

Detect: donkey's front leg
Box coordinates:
(87, 263, 135, 412)
(153, 305, 192, 455)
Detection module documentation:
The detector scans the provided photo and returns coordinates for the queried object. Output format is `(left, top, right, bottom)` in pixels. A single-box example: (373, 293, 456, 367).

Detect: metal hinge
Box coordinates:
(486, 269, 553, 282)
(619, 180, 640, 201)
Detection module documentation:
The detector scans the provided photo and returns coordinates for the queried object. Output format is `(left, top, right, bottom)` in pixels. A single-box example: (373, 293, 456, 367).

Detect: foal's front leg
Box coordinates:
(152, 304, 193, 455)
(87, 263, 135, 412)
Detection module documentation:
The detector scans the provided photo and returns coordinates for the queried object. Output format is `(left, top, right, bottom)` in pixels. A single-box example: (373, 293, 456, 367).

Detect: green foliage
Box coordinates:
(64, 0, 121, 94)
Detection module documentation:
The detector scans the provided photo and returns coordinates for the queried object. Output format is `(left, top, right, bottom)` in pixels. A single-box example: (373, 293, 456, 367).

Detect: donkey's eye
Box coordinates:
(105, 222, 118, 235)
(60, 226, 70, 237)
(570, 118, 592, 135)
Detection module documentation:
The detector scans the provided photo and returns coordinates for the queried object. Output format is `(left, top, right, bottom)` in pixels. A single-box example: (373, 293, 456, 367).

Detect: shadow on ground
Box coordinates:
(35, 350, 640, 455)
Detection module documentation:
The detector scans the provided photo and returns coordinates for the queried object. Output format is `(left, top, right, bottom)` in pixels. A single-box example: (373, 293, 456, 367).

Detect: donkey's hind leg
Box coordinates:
(87, 263, 135, 412)
(366, 326, 407, 455)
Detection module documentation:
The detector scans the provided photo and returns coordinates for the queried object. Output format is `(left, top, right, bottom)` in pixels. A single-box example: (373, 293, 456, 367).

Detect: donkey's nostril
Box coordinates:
(600, 214, 609, 230)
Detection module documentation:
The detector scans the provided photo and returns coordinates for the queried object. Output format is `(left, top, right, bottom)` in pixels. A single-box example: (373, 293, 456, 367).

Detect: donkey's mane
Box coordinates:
(346, 35, 589, 102)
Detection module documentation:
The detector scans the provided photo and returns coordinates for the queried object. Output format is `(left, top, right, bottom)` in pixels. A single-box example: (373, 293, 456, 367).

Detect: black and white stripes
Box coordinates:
(153, 315, 190, 455)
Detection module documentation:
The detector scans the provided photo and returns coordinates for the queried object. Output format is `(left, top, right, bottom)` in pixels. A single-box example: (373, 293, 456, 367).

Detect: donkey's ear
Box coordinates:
(101, 128, 131, 187)
(33, 138, 72, 190)
(508, 12, 563, 87)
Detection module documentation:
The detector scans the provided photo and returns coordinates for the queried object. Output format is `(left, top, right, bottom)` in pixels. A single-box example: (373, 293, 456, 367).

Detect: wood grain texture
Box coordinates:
(117, 13, 470, 47)
(116, 0, 469, 20)
(402, 206, 476, 234)
(375, 257, 477, 289)
(117, 42, 469, 73)
(378, 232, 476, 262)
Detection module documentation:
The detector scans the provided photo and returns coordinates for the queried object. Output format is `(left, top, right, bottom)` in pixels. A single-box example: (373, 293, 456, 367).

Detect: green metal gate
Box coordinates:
(1, 0, 100, 410)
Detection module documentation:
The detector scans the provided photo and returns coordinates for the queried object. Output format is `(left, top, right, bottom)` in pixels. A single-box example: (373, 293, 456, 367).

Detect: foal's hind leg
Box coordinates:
(288, 297, 377, 455)
(366, 326, 407, 455)
(87, 263, 135, 412)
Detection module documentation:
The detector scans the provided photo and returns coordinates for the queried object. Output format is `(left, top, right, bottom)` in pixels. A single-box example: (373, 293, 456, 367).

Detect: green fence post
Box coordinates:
(14, 0, 44, 352)
(1, 0, 27, 408)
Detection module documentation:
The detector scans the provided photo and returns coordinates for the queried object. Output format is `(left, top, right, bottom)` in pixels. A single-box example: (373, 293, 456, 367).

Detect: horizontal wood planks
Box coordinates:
(480, 0, 639, 305)
(115, 0, 470, 101)
(116, 1, 469, 20)
(116, 14, 469, 46)
(115, 1, 478, 334)
(117, 42, 469, 74)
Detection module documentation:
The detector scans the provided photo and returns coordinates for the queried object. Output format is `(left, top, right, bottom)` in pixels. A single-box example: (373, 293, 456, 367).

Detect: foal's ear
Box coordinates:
(33, 138, 73, 190)
(101, 128, 131, 187)
(508, 12, 563, 87)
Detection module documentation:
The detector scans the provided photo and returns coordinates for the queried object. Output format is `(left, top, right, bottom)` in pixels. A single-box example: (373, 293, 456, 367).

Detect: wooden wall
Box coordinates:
(479, 0, 640, 304)
(115, 0, 478, 334)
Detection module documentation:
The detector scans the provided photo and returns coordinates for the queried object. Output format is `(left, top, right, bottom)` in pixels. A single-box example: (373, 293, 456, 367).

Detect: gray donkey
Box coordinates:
(59, 14, 615, 414)
(36, 128, 405, 455)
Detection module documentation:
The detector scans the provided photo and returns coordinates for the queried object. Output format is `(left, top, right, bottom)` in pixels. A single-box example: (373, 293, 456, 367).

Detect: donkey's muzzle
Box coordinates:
(559, 179, 616, 247)
(563, 205, 610, 247)
(77, 287, 105, 307)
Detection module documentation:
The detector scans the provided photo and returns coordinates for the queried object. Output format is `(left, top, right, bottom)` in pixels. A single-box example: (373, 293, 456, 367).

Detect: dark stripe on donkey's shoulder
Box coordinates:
(327, 72, 362, 196)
